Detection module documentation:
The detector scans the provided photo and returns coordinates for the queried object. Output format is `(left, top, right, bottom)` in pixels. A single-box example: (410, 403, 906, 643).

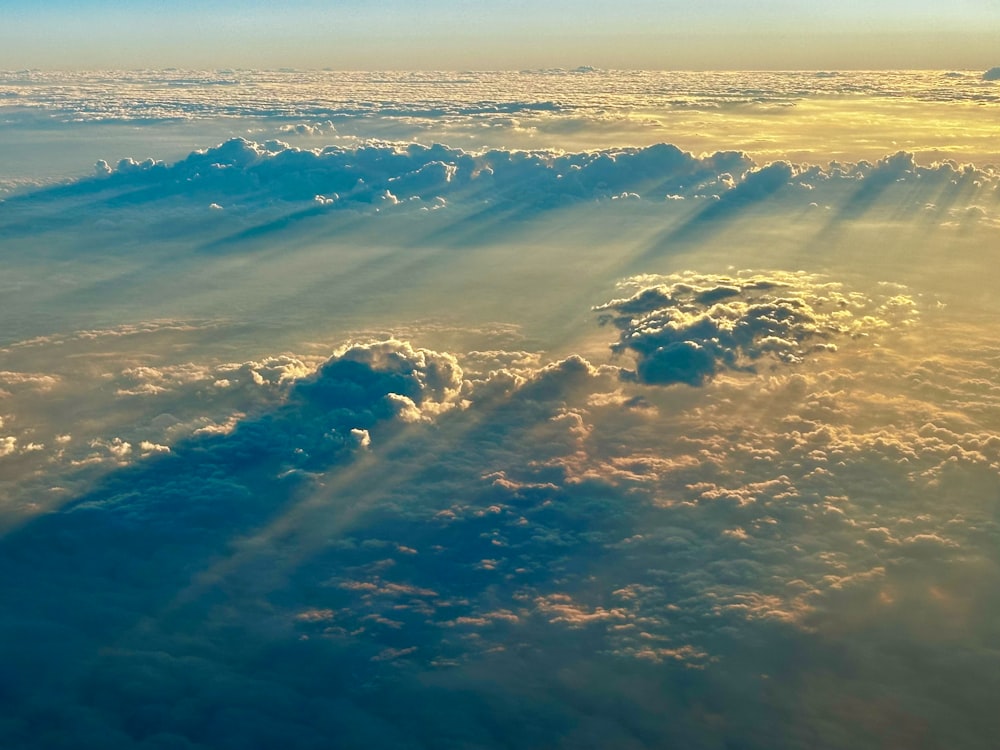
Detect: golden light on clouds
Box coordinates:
(3, 63, 1000, 749)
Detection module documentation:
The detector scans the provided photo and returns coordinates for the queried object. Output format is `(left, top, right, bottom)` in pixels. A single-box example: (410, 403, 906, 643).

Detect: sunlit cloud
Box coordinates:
(1, 67, 1000, 749)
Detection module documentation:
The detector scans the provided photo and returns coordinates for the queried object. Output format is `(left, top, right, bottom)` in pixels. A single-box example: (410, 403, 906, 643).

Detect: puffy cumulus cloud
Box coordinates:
(277, 120, 337, 137)
(595, 270, 919, 386)
(69, 137, 758, 212)
(96, 339, 452, 488)
(298, 339, 465, 423)
(114, 362, 216, 397)
(0, 435, 18, 457)
(83, 437, 133, 465)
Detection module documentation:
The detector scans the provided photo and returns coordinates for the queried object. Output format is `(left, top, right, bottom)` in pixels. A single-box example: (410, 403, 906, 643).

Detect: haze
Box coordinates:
(3, 1, 1000, 69)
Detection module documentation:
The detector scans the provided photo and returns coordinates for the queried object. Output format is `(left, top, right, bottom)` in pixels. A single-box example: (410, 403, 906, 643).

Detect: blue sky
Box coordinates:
(2, 0, 999, 69)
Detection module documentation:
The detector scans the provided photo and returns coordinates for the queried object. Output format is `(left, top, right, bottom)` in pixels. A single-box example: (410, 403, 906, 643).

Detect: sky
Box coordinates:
(2, 0, 1000, 70)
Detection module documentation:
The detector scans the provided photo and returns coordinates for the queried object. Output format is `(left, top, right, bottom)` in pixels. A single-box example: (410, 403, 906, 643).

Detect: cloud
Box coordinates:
(74, 137, 755, 212)
(594, 271, 918, 386)
(5, 134, 996, 252)
(277, 120, 338, 137)
(1, 321, 220, 355)
(1, 309, 999, 748)
(5, 67, 1000, 749)
(295, 339, 465, 424)
(10, 70, 1000, 127)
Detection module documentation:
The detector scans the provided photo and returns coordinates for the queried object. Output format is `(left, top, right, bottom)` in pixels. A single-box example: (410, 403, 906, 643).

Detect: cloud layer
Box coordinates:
(2, 287, 999, 747)
(5, 69, 1000, 125)
(3, 68, 1000, 749)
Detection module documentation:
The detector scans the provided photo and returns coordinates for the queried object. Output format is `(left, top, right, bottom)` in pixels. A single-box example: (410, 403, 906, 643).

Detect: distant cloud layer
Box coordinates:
(4, 69, 1000, 125)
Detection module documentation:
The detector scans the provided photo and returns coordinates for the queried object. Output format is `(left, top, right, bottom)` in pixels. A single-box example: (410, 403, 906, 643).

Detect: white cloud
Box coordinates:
(0, 436, 17, 457)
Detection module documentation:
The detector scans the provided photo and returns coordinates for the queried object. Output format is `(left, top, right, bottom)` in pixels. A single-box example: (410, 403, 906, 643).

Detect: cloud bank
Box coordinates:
(5, 138, 998, 241)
